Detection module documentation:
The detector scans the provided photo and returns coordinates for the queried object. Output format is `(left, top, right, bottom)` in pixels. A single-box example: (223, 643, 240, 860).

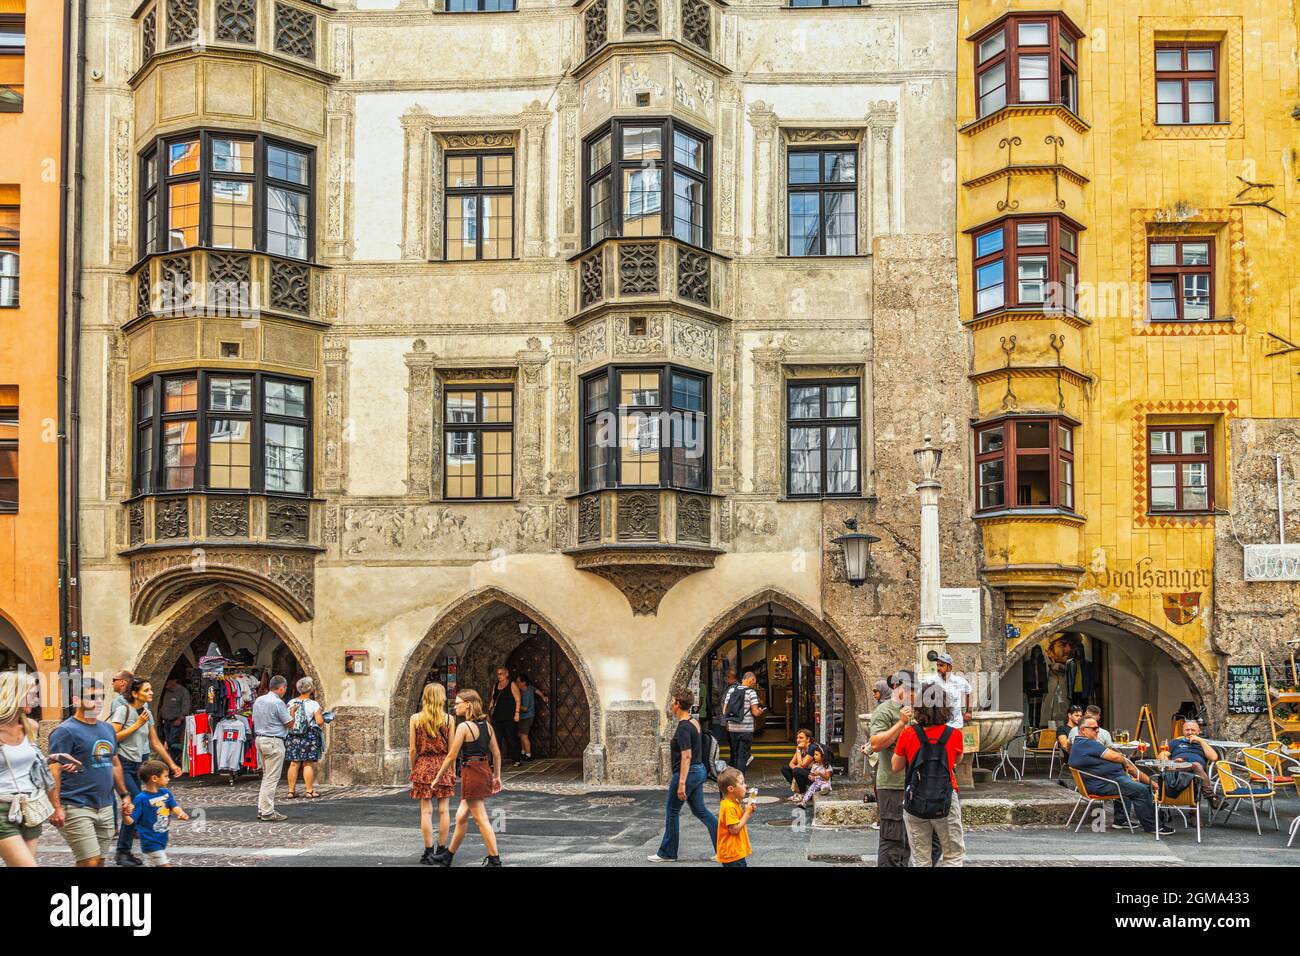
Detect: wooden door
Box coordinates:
(506, 635, 590, 759)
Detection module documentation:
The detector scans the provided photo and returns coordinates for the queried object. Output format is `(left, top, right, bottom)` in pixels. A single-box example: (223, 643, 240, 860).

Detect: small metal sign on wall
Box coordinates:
(1243, 544, 1300, 581)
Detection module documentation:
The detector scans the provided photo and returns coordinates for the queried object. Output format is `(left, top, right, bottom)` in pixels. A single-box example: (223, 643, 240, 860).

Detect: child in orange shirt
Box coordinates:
(716, 767, 755, 867)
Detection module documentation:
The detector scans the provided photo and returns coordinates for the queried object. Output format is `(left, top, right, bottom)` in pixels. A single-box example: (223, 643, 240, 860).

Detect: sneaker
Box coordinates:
(114, 851, 143, 867)
(512, 760, 523, 768)
(430, 848, 454, 867)
(258, 811, 288, 822)
(419, 847, 437, 865)
(646, 853, 675, 862)
(1112, 820, 1132, 830)
(869, 821, 880, 830)
(482, 855, 503, 867)
(1152, 826, 1176, 836)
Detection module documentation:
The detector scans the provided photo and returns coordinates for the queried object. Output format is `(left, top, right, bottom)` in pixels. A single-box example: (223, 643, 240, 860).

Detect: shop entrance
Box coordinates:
(695, 614, 847, 756)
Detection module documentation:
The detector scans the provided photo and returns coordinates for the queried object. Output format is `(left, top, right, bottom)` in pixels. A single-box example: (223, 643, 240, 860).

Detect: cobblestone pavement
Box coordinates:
(30, 776, 1300, 867)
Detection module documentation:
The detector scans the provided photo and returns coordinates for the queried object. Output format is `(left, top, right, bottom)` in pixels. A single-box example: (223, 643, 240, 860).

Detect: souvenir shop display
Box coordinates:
(179, 654, 267, 783)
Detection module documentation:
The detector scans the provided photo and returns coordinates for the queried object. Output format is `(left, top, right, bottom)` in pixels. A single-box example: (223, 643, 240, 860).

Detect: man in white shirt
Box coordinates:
(722, 672, 764, 770)
(935, 653, 973, 729)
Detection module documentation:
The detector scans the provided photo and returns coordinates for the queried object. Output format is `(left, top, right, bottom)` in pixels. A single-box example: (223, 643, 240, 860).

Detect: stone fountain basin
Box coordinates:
(968, 711, 1022, 753)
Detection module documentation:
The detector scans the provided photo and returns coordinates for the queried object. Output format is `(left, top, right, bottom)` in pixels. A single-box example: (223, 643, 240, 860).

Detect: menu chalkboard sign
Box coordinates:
(1226, 664, 1266, 714)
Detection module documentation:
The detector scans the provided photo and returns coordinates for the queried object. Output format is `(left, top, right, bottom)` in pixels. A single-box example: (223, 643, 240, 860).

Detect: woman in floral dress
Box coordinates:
(409, 682, 455, 865)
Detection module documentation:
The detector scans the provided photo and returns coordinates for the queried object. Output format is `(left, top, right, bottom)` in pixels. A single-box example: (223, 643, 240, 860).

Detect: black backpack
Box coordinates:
(902, 726, 955, 820)
(723, 685, 747, 722)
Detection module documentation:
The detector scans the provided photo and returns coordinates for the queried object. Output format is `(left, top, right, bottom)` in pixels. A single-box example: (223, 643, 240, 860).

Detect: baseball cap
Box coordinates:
(936, 652, 954, 665)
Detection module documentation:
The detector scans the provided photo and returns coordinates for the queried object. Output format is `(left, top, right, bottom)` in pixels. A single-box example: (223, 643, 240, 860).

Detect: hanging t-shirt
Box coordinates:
(185, 713, 212, 776)
(213, 716, 249, 772)
(133, 788, 179, 853)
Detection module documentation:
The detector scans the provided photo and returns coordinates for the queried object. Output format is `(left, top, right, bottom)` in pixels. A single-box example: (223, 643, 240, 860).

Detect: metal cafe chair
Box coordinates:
(1154, 774, 1201, 844)
(1242, 742, 1297, 789)
(1289, 780, 1300, 849)
(1065, 767, 1137, 834)
(1212, 760, 1278, 836)
(1021, 727, 1061, 778)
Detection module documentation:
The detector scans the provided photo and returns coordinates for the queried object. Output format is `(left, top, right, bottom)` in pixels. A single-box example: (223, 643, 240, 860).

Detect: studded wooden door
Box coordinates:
(506, 635, 590, 759)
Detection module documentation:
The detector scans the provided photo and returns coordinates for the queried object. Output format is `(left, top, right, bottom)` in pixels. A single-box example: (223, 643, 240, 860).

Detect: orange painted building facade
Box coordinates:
(0, 0, 64, 686)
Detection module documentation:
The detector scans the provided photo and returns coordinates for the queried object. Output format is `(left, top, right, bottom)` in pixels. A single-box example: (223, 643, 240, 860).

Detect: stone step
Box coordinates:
(814, 795, 1080, 828)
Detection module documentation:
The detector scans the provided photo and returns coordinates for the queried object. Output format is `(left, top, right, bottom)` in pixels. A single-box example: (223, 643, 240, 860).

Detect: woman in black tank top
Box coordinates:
(430, 689, 503, 867)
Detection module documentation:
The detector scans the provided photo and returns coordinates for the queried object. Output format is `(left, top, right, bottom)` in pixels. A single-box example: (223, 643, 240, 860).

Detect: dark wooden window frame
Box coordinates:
(970, 213, 1080, 316)
(0, 14, 24, 114)
(786, 0, 861, 7)
(138, 129, 316, 261)
(443, 0, 517, 9)
(443, 150, 515, 261)
(132, 369, 312, 497)
(1154, 42, 1220, 125)
(0, 401, 16, 513)
(786, 146, 859, 257)
(973, 13, 1081, 119)
(974, 415, 1075, 513)
(582, 117, 713, 251)
(579, 363, 710, 492)
(1146, 236, 1215, 322)
(442, 384, 516, 500)
(0, 202, 17, 309)
(785, 378, 863, 498)
(1147, 424, 1214, 514)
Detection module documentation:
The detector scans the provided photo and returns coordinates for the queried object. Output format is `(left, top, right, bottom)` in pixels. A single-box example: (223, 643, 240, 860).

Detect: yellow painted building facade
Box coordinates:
(958, 0, 1300, 734)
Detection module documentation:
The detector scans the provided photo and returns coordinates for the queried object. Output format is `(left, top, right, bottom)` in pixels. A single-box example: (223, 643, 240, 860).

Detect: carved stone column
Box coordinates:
(716, 80, 742, 256)
(747, 101, 779, 256)
(320, 335, 350, 495)
(400, 106, 433, 261)
(516, 339, 550, 497)
(550, 331, 577, 495)
(751, 344, 785, 494)
(716, 324, 736, 492)
(106, 329, 130, 500)
(111, 116, 135, 267)
(521, 101, 551, 259)
(558, 79, 580, 253)
(323, 91, 354, 260)
(867, 100, 897, 241)
(404, 340, 438, 498)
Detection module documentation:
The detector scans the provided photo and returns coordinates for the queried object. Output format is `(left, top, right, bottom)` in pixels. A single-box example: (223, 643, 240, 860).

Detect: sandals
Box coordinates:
(284, 792, 298, 800)
(304, 791, 320, 799)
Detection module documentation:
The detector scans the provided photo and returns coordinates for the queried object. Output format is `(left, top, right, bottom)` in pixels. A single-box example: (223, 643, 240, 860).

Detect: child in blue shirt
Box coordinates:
(133, 760, 189, 866)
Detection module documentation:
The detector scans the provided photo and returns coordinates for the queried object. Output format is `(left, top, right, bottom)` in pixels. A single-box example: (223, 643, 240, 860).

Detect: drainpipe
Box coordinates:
(57, 0, 88, 712)
(1277, 454, 1286, 545)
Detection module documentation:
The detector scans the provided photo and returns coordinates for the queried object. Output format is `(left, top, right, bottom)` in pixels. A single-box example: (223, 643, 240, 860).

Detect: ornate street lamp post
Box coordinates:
(914, 434, 949, 675)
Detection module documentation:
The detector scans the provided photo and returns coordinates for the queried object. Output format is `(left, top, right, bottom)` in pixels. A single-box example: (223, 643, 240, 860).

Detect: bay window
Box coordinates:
(975, 417, 1075, 512)
(139, 131, 313, 259)
(133, 370, 311, 496)
(584, 119, 711, 249)
(972, 214, 1079, 315)
(581, 365, 708, 491)
(974, 13, 1081, 118)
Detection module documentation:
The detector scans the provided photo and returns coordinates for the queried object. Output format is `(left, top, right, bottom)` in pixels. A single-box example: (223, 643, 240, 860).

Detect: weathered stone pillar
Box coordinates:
(604, 700, 661, 785)
(323, 706, 386, 785)
(400, 106, 433, 260)
(914, 435, 948, 675)
(320, 334, 350, 495)
(748, 101, 779, 256)
(867, 101, 896, 240)
(521, 102, 550, 259)
(751, 344, 785, 494)
(516, 340, 549, 497)
(404, 341, 438, 498)
(323, 90, 354, 260)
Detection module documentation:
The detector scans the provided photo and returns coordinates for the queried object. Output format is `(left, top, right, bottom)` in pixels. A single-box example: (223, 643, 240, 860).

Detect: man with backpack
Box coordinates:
(721, 672, 763, 770)
(891, 680, 966, 867)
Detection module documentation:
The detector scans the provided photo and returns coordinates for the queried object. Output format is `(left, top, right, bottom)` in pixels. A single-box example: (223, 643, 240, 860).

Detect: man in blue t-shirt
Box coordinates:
(1069, 718, 1169, 834)
(1158, 719, 1219, 806)
(48, 678, 135, 866)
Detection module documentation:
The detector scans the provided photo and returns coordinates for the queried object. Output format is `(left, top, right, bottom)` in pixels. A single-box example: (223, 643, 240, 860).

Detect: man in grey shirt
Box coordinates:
(252, 676, 298, 821)
(723, 672, 764, 770)
(157, 677, 192, 762)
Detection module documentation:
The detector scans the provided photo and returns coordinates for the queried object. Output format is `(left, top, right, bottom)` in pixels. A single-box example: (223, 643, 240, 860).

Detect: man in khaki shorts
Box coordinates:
(49, 677, 135, 866)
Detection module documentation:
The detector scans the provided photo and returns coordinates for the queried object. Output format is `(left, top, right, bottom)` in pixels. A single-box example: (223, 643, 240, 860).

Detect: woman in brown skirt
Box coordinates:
(409, 682, 455, 865)
(429, 689, 502, 867)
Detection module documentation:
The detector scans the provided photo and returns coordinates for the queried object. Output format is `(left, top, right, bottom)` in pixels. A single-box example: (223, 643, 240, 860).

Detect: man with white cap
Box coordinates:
(935, 653, 972, 729)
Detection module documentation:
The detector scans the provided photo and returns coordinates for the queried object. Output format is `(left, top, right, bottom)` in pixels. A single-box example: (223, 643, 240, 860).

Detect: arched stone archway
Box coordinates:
(0, 608, 35, 670)
(1002, 603, 1218, 723)
(388, 587, 603, 774)
(671, 588, 872, 775)
(133, 585, 323, 702)
(672, 587, 871, 711)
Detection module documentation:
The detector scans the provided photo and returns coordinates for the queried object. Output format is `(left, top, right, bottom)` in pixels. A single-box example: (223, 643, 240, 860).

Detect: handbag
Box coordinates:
(2, 744, 55, 828)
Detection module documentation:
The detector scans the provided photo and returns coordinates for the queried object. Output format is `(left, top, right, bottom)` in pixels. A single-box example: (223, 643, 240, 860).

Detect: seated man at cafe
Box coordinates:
(1068, 705, 1113, 748)
(1069, 718, 1172, 835)
(1158, 719, 1220, 807)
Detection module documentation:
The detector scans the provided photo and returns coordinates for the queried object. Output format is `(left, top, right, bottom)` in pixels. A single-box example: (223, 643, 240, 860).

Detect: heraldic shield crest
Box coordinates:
(1163, 591, 1200, 625)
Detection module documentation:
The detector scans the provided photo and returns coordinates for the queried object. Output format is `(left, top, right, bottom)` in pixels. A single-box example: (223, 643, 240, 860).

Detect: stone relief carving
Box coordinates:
(273, 2, 315, 61)
(673, 70, 714, 116)
(617, 492, 659, 542)
(129, 501, 146, 548)
(614, 315, 664, 356)
(166, 0, 199, 47)
(584, 0, 607, 58)
(114, 119, 132, 251)
(618, 243, 659, 295)
(676, 247, 711, 307)
(141, 9, 156, 62)
(129, 547, 315, 623)
(216, 0, 257, 44)
(576, 321, 608, 365)
(267, 500, 310, 540)
(269, 260, 310, 314)
(578, 494, 601, 543)
(405, 350, 436, 498)
(676, 494, 710, 544)
(582, 66, 613, 114)
(620, 62, 666, 107)
(155, 498, 189, 540)
(672, 317, 716, 363)
(207, 497, 250, 538)
(570, 546, 718, 615)
(624, 0, 659, 34)
(681, 0, 711, 52)
(735, 503, 778, 538)
(552, 501, 572, 550)
(341, 504, 553, 557)
(580, 251, 604, 309)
